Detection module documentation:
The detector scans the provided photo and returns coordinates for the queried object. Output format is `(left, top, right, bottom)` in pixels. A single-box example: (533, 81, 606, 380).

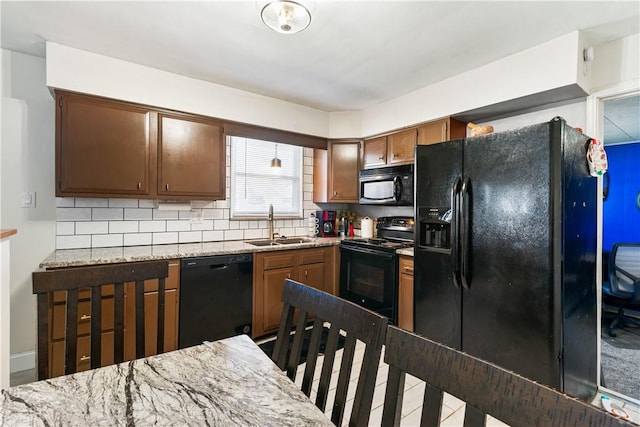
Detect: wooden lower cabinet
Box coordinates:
(49, 260, 180, 378)
(252, 246, 338, 338)
(398, 256, 414, 332)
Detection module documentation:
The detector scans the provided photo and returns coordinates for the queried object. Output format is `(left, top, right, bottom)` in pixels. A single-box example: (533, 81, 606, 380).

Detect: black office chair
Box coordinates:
(602, 243, 640, 337)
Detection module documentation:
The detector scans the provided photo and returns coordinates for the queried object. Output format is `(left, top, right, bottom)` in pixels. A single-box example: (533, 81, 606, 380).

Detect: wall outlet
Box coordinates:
(21, 191, 36, 208)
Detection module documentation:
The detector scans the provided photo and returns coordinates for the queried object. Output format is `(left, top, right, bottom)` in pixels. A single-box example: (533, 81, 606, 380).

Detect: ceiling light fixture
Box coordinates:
(261, 1, 311, 34)
(271, 143, 282, 169)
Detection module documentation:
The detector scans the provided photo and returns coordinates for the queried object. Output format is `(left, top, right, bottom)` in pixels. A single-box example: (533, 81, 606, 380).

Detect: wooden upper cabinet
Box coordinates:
(387, 128, 417, 166)
(417, 117, 467, 146)
(157, 114, 225, 200)
(56, 91, 154, 197)
(328, 140, 360, 202)
(313, 140, 360, 203)
(363, 136, 387, 168)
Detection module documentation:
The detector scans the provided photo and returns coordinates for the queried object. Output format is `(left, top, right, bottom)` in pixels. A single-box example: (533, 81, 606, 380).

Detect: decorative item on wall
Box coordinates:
(260, 0, 311, 34)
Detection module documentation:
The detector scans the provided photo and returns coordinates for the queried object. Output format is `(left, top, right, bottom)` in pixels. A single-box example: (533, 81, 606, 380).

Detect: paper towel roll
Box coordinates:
(361, 217, 374, 238)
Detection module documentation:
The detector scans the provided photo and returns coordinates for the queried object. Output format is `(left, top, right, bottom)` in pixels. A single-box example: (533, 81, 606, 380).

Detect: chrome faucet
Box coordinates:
(268, 204, 278, 239)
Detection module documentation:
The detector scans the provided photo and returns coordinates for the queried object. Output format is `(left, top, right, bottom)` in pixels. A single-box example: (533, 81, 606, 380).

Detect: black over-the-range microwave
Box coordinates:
(359, 164, 413, 205)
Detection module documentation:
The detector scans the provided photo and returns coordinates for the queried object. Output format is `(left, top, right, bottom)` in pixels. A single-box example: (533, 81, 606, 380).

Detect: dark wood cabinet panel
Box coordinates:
(252, 247, 337, 338)
(56, 92, 154, 197)
(157, 114, 225, 199)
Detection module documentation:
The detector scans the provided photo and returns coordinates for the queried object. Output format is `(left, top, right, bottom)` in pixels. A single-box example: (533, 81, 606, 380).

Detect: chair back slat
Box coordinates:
(90, 287, 102, 369)
(272, 279, 388, 427)
(32, 260, 169, 380)
(381, 325, 635, 427)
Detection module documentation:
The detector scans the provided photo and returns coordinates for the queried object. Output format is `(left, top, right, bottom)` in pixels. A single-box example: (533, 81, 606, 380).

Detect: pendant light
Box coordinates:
(261, 1, 311, 34)
(271, 143, 282, 169)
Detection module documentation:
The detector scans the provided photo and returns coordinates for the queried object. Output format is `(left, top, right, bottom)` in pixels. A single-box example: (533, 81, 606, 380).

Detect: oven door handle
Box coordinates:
(341, 246, 395, 259)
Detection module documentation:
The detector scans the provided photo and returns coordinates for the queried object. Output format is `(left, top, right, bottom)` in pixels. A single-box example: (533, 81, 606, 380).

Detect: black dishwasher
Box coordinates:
(179, 254, 253, 348)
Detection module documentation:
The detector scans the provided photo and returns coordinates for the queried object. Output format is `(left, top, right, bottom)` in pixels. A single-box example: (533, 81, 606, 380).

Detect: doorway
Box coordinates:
(588, 88, 640, 403)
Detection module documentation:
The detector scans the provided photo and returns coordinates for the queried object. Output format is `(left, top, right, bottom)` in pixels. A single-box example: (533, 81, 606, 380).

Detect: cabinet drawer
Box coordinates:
(52, 297, 115, 340)
(53, 285, 114, 303)
(298, 248, 326, 265)
(51, 331, 115, 378)
(399, 257, 414, 275)
(262, 252, 296, 270)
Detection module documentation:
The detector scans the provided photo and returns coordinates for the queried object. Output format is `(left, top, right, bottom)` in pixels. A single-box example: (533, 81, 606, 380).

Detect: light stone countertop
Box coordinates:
(39, 237, 344, 269)
(397, 246, 414, 257)
(0, 334, 334, 426)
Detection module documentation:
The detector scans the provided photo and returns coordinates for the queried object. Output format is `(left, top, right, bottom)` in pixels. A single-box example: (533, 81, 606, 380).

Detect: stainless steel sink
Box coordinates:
(247, 237, 312, 246)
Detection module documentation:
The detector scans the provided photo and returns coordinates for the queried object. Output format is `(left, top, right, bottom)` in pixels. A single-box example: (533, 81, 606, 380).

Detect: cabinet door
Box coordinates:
(297, 263, 326, 293)
(363, 136, 387, 169)
(56, 91, 153, 197)
(398, 257, 414, 332)
(417, 119, 448, 146)
(387, 128, 417, 165)
(261, 268, 295, 335)
(157, 114, 225, 200)
(328, 141, 359, 202)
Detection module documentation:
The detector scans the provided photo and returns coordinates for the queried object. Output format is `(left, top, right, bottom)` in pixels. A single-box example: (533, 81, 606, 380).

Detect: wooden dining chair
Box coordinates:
(273, 279, 388, 427)
(32, 260, 169, 380)
(381, 325, 634, 427)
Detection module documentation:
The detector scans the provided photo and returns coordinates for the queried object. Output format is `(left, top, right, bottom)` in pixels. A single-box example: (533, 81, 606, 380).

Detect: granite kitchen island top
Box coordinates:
(1, 334, 333, 426)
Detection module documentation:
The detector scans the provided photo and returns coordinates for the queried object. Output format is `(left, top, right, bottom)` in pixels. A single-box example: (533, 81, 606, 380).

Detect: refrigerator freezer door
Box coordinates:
(461, 122, 561, 388)
(414, 140, 463, 349)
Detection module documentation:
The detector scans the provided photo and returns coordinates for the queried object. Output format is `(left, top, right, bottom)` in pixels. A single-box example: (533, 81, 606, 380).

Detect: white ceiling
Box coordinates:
(1, 1, 639, 139)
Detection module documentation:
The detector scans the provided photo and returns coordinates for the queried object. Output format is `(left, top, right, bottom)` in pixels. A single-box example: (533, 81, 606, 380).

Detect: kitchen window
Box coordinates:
(230, 136, 303, 218)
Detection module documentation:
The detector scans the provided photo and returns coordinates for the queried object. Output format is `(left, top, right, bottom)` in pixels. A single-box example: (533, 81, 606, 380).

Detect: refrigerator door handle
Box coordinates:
(460, 177, 471, 289)
(451, 177, 462, 289)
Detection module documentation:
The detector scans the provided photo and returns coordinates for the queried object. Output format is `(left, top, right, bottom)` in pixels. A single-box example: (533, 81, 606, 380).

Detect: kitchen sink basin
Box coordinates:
(247, 237, 312, 246)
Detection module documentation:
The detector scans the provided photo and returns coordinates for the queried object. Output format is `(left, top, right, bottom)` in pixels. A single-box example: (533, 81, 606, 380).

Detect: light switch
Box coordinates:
(21, 191, 36, 208)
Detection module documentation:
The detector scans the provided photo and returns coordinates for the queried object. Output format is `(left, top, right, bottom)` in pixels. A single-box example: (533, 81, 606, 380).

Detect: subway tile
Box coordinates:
(56, 235, 91, 249)
(191, 219, 214, 231)
(178, 231, 202, 243)
(56, 222, 75, 236)
(303, 147, 314, 157)
(223, 229, 244, 241)
(124, 233, 152, 246)
(76, 221, 109, 235)
(152, 232, 179, 245)
(229, 220, 241, 230)
(191, 200, 215, 209)
(215, 199, 228, 209)
(138, 199, 158, 208)
(92, 208, 124, 221)
(109, 221, 139, 234)
(303, 165, 313, 175)
(92, 234, 123, 248)
(202, 209, 224, 220)
(75, 198, 108, 208)
(214, 219, 230, 230)
(243, 229, 263, 239)
(166, 220, 191, 232)
(56, 197, 75, 208)
(57, 207, 92, 221)
(303, 156, 313, 166)
(108, 198, 139, 208)
(139, 220, 166, 233)
(202, 230, 224, 242)
(153, 209, 180, 220)
(124, 208, 153, 220)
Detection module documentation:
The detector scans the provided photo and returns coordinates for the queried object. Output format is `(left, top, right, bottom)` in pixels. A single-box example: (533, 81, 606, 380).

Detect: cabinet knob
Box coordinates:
(287, 274, 291, 279)
(165, 184, 169, 191)
(137, 182, 142, 190)
(378, 155, 384, 160)
(80, 314, 91, 321)
(80, 355, 91, 362)
(304, 269, 308, 277)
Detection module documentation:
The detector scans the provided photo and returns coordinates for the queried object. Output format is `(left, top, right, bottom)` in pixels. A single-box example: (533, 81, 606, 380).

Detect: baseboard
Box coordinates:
(10, 351, 35, 373)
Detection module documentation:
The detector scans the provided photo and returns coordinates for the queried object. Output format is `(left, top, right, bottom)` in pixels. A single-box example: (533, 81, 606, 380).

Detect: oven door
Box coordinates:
(339, 245, 397, 323)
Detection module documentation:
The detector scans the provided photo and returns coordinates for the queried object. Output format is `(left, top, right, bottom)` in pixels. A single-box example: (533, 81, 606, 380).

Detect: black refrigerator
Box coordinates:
(414, 117, 598, 400)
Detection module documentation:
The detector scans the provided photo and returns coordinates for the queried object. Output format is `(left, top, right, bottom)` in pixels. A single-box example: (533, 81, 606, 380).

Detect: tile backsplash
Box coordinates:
(56, 147, 343, 249)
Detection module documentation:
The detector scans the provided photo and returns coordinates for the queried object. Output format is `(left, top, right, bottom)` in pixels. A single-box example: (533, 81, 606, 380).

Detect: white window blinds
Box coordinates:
(230, 136, 303, 218)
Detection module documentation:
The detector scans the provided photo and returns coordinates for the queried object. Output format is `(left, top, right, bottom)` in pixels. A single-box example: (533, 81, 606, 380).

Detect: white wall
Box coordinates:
(592, 33, 640, 91)
(1, 50, 56, 364)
